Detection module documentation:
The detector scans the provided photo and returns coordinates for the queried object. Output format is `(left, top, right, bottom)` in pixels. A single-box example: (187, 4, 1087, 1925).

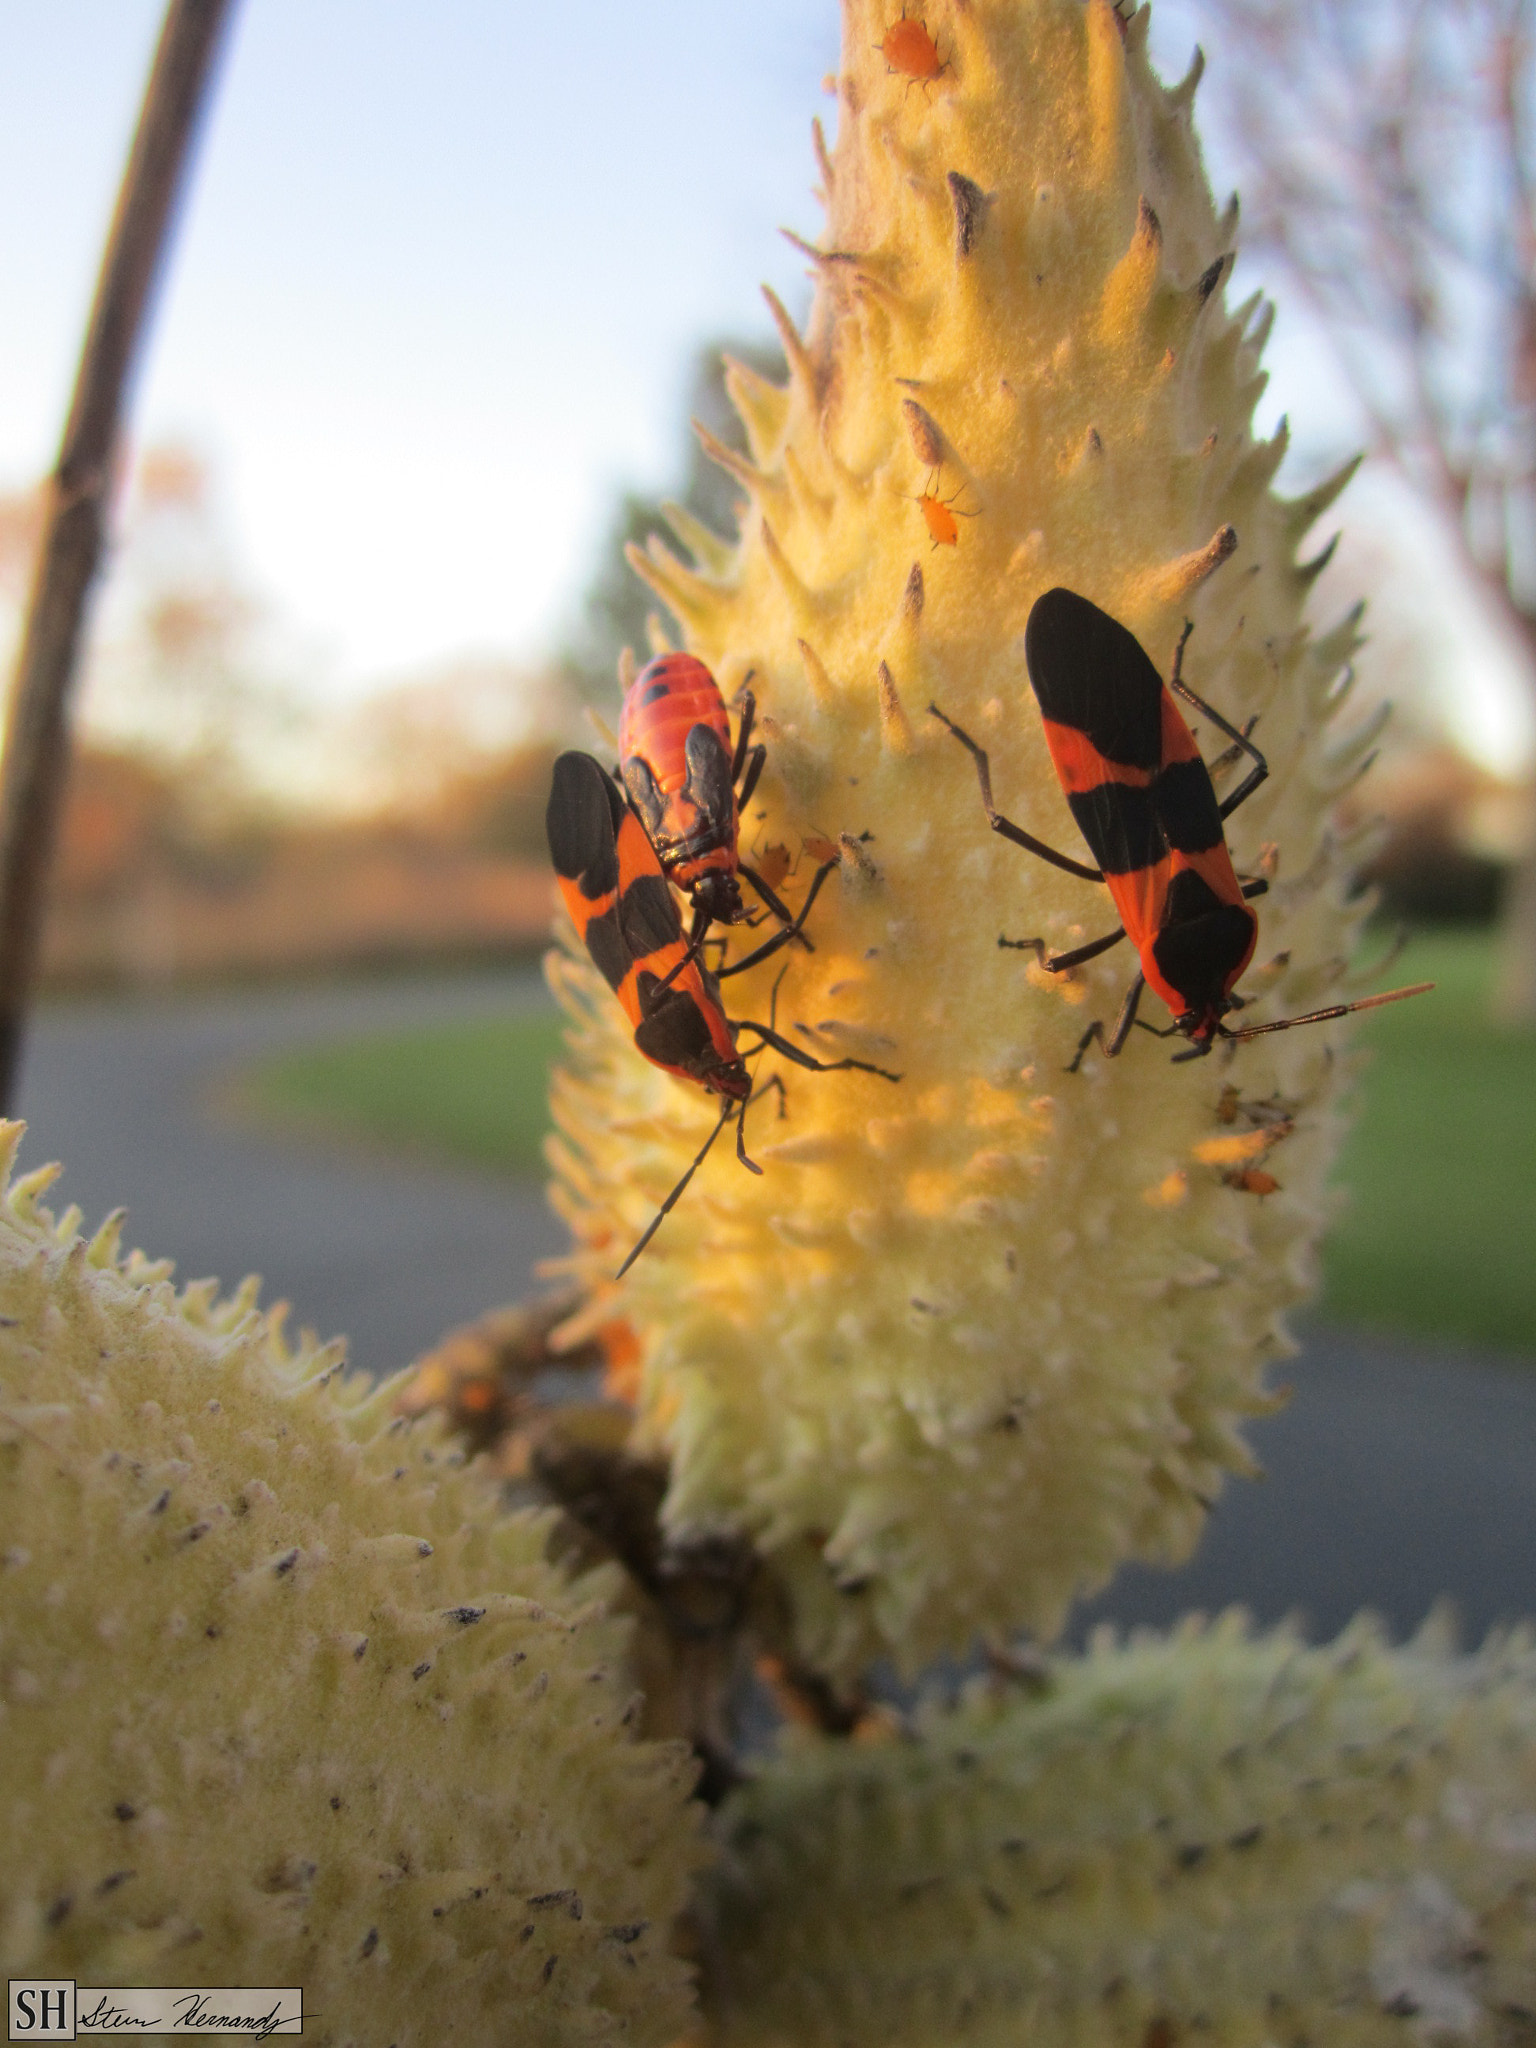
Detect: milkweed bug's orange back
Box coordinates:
(619, 651, 817, 969)
(548, 749, 748, 1100)
(931, 588, 1432, 1068)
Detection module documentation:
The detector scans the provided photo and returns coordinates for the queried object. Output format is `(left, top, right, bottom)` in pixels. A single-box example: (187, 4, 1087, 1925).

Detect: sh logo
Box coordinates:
(8, 1982, 76, 2040)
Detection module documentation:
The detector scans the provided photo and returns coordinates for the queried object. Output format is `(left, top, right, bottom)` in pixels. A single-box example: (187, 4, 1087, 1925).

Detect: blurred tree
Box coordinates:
(561, 334, 782, 713)
(1196, 0, 1536, 1015)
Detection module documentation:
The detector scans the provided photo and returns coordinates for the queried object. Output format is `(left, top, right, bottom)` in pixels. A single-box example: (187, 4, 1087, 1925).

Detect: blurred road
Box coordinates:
(13, 970, 563, 1381)
(13, 973, 1535, 1646)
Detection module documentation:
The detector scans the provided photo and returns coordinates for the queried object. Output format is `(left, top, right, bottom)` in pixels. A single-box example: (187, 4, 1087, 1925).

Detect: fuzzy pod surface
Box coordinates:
(547, 0, 1380, 1679)
(700, 1614, 1536, 2046)
(0, 1125, 704, 2046)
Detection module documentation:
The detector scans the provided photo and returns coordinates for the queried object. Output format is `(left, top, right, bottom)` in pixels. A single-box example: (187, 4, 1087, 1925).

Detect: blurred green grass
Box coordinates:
(245, 1009, 566, 1177)
(1319, 927, 1536, 1358)
(243, 929, 1535, 1356)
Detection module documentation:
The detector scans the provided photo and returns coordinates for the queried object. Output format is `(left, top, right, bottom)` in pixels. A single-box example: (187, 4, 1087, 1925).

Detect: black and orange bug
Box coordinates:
(546, 751, 900, 1274)
(875, 7, 950, 88)
(931, 587, 1431, 1068)
(618, 651, 814, 966)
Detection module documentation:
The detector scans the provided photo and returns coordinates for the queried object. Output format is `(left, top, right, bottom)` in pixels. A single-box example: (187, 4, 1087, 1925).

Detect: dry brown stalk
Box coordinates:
(0, 0, 239, 1106)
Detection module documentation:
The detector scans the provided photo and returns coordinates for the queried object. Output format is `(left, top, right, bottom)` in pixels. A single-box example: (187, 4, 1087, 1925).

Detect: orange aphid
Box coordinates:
(877, 9, 948, 83)
(920, 492, 958, 546)
(914, 469, 976, 549)
(1225, 1167, 1281, 1197)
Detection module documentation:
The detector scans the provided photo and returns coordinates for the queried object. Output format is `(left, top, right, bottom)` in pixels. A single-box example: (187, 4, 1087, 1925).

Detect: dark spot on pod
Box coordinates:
(330, 1795, 342, 1811)
(1197, 256, 1227, 303)
(273, 1548, 299, 1577)
(46, 1895, 72, 1927)
(412, 1661, 432, 1680)
(901, 397, 945, 467)
(150, 1489, 170, 1515)
(948, 171, 990, 255)
(608, 1922, 648, 1944)
(903, 562, 924, 618)
(445, 1605, 485, 1625)
(1228, 1824, 1262, 1850)
(1175, 1843, 1208, 1870)
(529, 1889, 583, 1920)
(541, 1957, 558, 1986)
(98, 1870, 135, 1894)
(114, 1802, 137, 1822)
(353, 1638, 368, 1660)
(359, 1927, 378, 1959)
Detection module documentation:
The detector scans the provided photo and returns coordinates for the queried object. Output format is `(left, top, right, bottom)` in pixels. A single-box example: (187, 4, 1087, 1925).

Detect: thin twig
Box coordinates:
(0, 0, 240, 1109)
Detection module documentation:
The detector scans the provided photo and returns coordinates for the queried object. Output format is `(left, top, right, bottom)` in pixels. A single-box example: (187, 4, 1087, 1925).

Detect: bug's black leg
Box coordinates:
(738, 857, 808, 939)
(719, 859, 838, 978)
(649, 902, 715, 997)
(1001, 926, 1128, 971)
(730, 690, 758, 782)
(1210, 714, 1260, 779)
(929, 704, 1103, 882)
(1240, 877, 1269, 901)
(735, 1093, 764, 1176)
(1066, 972, 1147, 1073)
(736, 743, 768, 812)
(616, 1099, 734, 1279)
(753, 1072, 789, 1120)
(735, 1018, 902, 1084)
(1166, 621, 1270, 821)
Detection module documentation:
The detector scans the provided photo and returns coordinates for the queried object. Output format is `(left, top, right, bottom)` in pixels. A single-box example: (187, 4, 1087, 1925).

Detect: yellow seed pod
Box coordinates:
(699, 1614, 1536, 2046)
(0, 1126, 703, 2043)
(547, 0, 1377, 1677)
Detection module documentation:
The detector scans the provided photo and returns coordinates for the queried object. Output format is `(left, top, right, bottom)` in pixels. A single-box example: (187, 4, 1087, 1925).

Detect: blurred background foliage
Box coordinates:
(0, 337, 776, 988)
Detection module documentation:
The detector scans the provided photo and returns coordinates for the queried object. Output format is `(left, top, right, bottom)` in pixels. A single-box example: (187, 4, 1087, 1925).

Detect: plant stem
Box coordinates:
(0, 0, 240, 1109)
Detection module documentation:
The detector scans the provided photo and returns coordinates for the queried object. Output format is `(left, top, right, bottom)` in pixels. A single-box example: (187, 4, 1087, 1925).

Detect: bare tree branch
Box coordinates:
(1197, 0, 1536, 1014)
(0, 0, 240, 1108)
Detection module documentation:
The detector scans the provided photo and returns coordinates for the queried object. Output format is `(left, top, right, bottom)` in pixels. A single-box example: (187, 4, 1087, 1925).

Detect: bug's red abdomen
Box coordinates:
(619, 654, 729, 795)
(619, 653, 738, 892)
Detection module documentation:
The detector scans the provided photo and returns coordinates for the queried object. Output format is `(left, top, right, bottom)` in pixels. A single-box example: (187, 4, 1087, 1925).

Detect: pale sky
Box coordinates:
(0, 1, 1530, 771)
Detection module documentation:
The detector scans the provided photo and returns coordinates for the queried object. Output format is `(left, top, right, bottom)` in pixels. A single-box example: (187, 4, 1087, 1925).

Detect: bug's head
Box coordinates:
(705, 1052, 753, 1101)
(1170, 1000, 1233, 1060)
(694, 870, 747, 925)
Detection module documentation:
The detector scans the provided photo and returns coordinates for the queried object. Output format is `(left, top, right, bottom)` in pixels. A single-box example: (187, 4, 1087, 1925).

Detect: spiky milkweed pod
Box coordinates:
(547, 0, 1379, 1679)
(700, 1614, 1536, 2046)
(0, 1125, 703, 2047)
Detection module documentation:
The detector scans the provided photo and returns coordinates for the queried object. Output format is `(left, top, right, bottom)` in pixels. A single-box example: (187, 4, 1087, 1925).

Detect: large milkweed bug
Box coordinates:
(547, 751, 900, 1273)
(619, 651, 813, 967)
(931, 587, 1431, 1068)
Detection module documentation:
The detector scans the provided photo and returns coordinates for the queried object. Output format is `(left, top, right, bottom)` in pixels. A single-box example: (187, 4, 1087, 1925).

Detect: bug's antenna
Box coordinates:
(616, 1098, 735, 1279)
(1220, 980, 1434, 1046)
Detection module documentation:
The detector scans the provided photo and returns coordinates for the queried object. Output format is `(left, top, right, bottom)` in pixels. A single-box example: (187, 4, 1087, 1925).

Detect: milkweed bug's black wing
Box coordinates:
(548, 749, 625, 903)
(1024, 586, 1164, 772)
(620, 753, 668, 841)
(683, 719, 737, 837)
(548, 751, 632, 993)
